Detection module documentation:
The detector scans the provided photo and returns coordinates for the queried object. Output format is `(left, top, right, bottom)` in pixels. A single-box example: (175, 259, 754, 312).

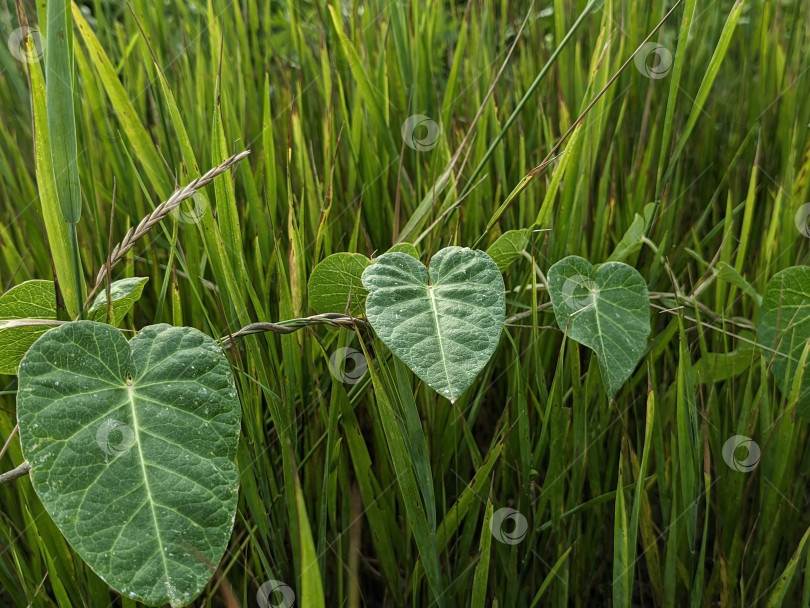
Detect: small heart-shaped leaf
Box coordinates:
(547, 256, 650, 400)
(0, 278, 148, 375)
(606, 202, 656, 264)
(386, 242, 419, 258)
(17, 321, 240, 607)
(0, 280, 56, 375)
(308, 253, 371, 316)
(361, 246, 505, 401)
(758, 266, 810, 416)
(486, 229, 530, 272)
(87, 277, 150, 324)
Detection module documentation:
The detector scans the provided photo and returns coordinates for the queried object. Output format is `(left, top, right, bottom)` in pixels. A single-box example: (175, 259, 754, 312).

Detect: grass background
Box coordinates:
(1, 0, 810, 606)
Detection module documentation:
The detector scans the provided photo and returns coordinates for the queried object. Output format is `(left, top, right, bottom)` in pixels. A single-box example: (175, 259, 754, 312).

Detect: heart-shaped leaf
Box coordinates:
(308, 253, 372, 316)
(693, 330, 757, 383)
(308, 247, 419, 316)
(758, 266, 810, 416)
(0, 280, 57, 375)
(714, 262, 762, 306)
(606, 202, 656, 264)
(547, 256, 650, 400)
(486, 229, 530, 272)
(17, 321, 240, 607)
(87, 277, 150, 324)
(0, 278, 148, 375)
(386, 242, 419, 258)
(361, 246, 505, 401)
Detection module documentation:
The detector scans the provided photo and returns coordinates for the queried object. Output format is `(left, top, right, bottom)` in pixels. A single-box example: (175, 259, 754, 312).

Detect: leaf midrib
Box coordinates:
(127, 381, 173, 601)
(427, 285, 453, 398)
(592, 294, 610, 387)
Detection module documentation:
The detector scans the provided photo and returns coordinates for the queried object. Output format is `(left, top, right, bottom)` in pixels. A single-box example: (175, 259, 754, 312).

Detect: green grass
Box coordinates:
(1, 0, 809, 606)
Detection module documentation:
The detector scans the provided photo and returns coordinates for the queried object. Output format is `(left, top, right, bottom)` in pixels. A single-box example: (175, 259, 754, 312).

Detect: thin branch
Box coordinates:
(0, 461, 30, 485)
(0, 424, 19, 461)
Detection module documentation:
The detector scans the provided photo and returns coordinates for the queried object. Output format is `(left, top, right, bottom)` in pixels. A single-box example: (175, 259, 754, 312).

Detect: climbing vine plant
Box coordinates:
(0, 233, 807, 605)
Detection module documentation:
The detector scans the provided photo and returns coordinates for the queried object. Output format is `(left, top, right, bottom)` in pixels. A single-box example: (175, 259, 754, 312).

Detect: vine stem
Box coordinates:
(0, 314, 361, 484)
(0, 291, 753, 485)
(221, 313, 364, 347)
(0, 461, 30, 485)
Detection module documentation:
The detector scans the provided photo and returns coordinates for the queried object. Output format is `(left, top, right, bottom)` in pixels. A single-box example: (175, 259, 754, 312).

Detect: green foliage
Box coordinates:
(386, 242, 420, 258)
(486, 229, 531, 272)
(758, 266, 810, 417)
(307, 253, 370, 316)
(547, 256, 651, 399)
(16, 322, 240, 607)
(87, 277, 150, 324)
(45, 0, 80, 224)
(362, 247, 505, 402)
(0, 0, 808, 606)
(26, 22, 84, 317)
(607, 203, 656, 264)
(0, 281, 56, 375)
(714, 262, 763, 306)
(0, 278, 147, 374)
(295, 478, 325, 608)
(307, 246, 420, 316)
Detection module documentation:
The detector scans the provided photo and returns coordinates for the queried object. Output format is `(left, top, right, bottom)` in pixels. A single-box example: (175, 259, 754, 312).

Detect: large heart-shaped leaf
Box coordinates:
(17, 321, 240, 607)
(758, 266, 810, 416)
(547, 256, 650, 400)
(361, 246, 505, 401)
